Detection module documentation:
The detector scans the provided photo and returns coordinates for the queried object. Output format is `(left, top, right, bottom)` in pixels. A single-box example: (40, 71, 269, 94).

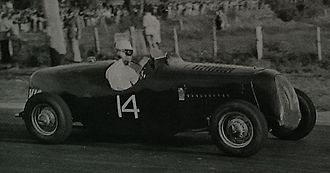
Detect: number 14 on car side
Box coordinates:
(116, 95, 140, 119)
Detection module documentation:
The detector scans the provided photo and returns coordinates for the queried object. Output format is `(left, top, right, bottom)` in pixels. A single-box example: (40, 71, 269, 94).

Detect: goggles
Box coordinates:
(117, 49, 133, 56)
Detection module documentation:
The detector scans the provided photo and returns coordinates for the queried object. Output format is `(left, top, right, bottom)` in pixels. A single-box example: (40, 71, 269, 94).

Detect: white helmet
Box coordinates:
(115, 40, 132, 50)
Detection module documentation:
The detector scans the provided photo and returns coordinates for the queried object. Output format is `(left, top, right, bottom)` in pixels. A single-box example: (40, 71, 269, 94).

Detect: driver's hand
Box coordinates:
(139, 56, 149, 67)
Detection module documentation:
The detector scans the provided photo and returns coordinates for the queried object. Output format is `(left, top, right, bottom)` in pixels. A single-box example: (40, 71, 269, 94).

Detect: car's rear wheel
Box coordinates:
(24, 93, 72, 143)
(271, 89, 316, 140)
(210, 100, 268, 157)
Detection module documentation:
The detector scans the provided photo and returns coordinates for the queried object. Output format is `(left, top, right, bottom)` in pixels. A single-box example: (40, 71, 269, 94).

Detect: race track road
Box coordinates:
(0, 108, 330, 173)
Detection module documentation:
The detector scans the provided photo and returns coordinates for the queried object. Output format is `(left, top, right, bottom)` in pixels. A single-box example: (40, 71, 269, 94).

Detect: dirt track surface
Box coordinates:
(0, 108, 330, 173)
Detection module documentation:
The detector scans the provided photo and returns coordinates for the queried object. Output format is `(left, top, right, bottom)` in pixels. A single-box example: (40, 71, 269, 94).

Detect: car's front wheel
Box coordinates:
(210, 100, 268, 157)
(24, 93, 72, 144)
(271, 89, 316, 140)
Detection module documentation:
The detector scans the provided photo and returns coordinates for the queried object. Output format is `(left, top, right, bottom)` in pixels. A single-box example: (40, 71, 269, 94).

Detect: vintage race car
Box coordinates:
(17, 53, 316, 157)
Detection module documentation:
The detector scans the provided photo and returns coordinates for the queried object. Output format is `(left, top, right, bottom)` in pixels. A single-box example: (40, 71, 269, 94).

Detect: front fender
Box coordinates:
(252, 71, 300, 130)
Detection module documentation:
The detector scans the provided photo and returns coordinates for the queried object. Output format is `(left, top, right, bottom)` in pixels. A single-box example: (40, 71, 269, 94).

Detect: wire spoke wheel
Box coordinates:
(210, 100, 268, 157)
(31, 104, 58, 136)
(219, 112, 254, 149)
(24, 93, 72, 144)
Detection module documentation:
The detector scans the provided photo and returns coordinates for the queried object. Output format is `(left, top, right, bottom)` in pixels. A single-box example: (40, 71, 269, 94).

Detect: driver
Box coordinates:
(105, 40, 139, 91)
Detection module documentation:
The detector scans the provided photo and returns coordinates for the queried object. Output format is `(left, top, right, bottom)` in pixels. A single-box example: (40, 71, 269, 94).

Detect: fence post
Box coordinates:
(324, 9, 328, 17)
(129, 26, 137, 56)
(256, 26, 263, 60)
(173, 27, 180, 56)
(213, 23, 218, 58)
(94, 27, 100, 54)
(139, 0, 144, 17)
(102, 17, 109, 33)
(179, 19, 184, 31)
(317, 27, 322, 61)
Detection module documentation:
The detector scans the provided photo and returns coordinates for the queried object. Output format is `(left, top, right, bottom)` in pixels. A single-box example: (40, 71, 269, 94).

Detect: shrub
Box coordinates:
(303, 2, 325, 18)
(24, 45, 50, 67)
(318, 56, 330, 69)
(13, 0, 31, 10)
(276, 6, 298, 22)
(267, 1, 326, 21)
(324, 0, 330, 7)
(227, 8, 238, 22)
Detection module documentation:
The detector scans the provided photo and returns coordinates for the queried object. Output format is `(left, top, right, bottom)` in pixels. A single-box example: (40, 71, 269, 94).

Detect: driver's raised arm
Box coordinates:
(129, 55, 150, 74)
(138, 56, 150, 67)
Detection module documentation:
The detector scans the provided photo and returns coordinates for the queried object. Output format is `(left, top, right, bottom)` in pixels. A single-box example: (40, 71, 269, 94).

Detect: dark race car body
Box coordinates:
(19, 56, 316, 157)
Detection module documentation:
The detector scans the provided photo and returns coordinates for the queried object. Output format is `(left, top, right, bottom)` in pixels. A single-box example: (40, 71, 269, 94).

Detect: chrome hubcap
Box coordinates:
(31, 104, 58, 136)
(219, 112, 253, 148)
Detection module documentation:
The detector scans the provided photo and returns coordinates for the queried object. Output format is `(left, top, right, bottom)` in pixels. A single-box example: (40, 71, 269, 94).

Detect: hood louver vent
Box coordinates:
(192, 65, 234, 73)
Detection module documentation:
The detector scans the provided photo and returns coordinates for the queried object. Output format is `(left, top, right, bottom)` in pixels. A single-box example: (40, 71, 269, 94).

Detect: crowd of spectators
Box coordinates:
(0, 0, 267, 35)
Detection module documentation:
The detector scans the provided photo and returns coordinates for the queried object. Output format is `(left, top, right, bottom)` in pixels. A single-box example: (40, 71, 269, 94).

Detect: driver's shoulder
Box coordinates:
(106, 59, 122, 72)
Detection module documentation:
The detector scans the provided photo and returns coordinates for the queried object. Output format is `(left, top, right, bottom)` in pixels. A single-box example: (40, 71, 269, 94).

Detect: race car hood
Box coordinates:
(152, 57, 280, 87)
(167, 59, 268, 76)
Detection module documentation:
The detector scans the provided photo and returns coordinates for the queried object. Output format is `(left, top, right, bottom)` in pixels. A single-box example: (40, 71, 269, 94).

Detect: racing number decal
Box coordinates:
(116, 95, 140, 119)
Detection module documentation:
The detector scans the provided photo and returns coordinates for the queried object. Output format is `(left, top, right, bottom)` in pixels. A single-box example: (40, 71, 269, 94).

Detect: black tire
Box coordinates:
(210, 100, 268, 157)
(23, 93, 72, 144)
(271, 89, 316, 140)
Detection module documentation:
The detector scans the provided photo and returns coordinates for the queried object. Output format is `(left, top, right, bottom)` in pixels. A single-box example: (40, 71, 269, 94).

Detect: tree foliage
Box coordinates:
(13, 0, 30, 9)
(265, 0, 327, 21)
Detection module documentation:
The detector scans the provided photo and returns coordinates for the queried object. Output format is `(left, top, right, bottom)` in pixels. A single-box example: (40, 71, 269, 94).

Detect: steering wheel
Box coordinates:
(139, 65, 147, 79)
(138, 58, 152, 80)
(137, 52, 166, 80)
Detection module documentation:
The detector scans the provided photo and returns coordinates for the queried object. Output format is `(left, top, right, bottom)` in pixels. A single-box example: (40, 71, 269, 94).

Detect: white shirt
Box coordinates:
(105, 60, 139, 91)
(0, 17, 16, 40)
(143, 13, 159, 35)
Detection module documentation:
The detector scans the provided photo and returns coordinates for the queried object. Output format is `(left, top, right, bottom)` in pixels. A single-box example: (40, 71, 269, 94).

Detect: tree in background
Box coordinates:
(13, 0, 31, 10)
(303, 0, 326, 18)
(124, 0, 131, 12)
(42, 0, 66, 66)
(265, 0, 327, 21)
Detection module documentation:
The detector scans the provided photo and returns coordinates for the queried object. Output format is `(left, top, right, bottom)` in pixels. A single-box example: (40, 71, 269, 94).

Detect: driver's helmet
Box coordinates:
(115, 40, 133, 51)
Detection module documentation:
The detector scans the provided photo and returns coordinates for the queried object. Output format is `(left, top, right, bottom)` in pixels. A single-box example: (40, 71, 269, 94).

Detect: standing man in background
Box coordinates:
(215, 11, 222, 30)
(143, 8, 161, 50)
(0, 13, 15, 64)
(115, 7, 122, 24)
(66, 8, 82, 62)
(219, 9, 229, 30)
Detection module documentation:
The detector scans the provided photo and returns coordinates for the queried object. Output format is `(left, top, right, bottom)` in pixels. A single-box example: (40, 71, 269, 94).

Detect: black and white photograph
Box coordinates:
(0, 0, 329, 172)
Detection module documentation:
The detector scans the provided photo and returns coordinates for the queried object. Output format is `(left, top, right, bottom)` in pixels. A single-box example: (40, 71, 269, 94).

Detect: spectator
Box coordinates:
(0, 13, 16, 64)
(215, 11, 222, 30)
(5, 1, 14, 13)
(219, 9, 229, 30)
(143, 9, 161, 49)
(115, 7, 122, 24)
(200, 2, 207, 15)
(37, 13, 46, 32)
(30, 12, 38, 32)
(66, 8, 82, 62)
(167, 3, 174, 18)
(185, 2, 193, 16)
(177, 3, 184, 16)
(191, 2, 200, 16)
